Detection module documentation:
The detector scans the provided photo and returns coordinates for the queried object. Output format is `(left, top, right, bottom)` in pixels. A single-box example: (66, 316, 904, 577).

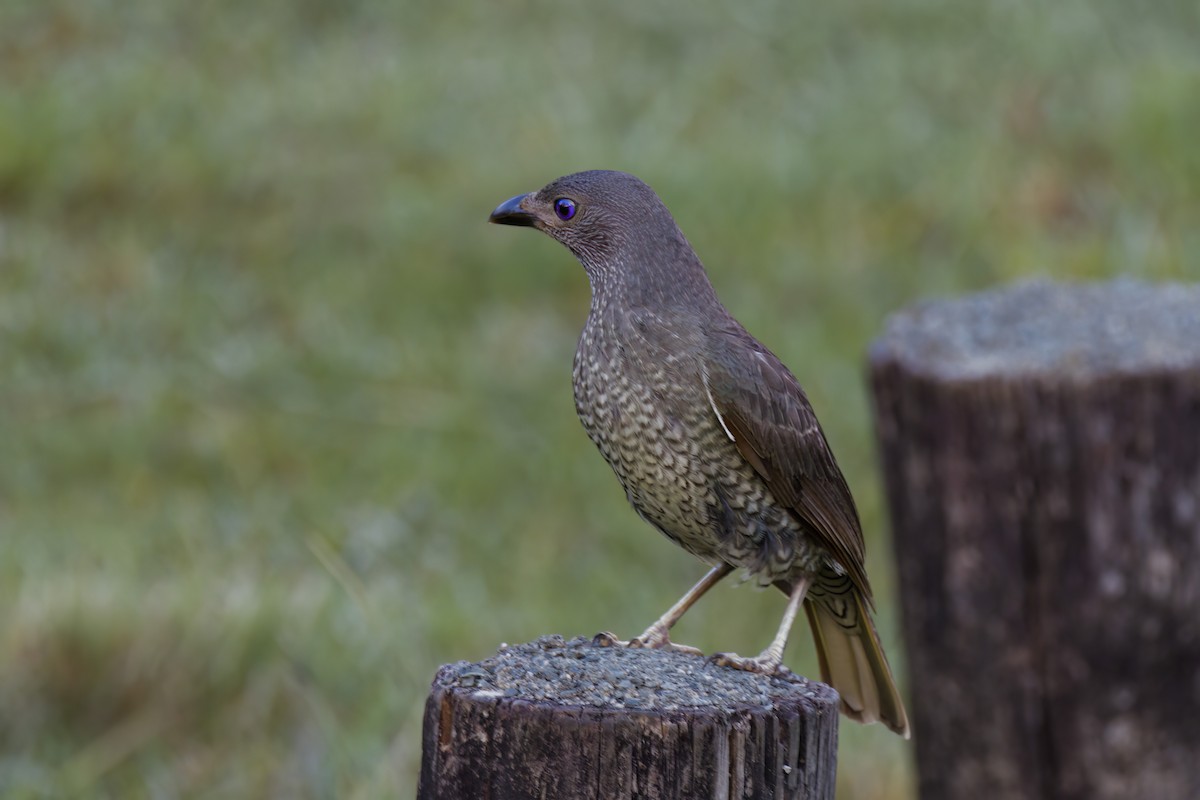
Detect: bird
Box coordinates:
(488, 170, 910, 737)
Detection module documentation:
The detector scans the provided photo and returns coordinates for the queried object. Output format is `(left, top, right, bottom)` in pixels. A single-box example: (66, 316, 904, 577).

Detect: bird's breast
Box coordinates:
(572, 321, 736, 559)
(571, 315, 826, 582)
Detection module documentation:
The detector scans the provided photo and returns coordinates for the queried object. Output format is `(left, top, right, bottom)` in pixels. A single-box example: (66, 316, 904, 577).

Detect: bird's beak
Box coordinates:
(489, 193, 537, 227)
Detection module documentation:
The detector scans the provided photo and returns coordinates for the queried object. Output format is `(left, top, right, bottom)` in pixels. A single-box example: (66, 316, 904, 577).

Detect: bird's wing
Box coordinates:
(702, 324, 873, 604)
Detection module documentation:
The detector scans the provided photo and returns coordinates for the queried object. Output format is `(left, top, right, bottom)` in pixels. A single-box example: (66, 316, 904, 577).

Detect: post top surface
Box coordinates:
(434, 635, 837, 713)
(871, 279, 1200, 380)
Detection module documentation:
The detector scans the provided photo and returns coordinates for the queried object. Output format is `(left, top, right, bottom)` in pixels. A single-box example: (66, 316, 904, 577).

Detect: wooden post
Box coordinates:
(868, 280, 1200, 800)
(417, 635, 839, 799)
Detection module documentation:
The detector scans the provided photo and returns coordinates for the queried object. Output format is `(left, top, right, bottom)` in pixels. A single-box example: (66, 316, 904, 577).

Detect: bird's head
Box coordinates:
(489, 170, 685, 273)
(489, 170, 718, 310)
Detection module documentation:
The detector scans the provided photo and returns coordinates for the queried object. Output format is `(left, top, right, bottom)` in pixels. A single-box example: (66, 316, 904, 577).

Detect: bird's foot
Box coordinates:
(710, 651, 791, 676)
(591, 631, 627, 648)
(630, 622, 704, 656)
(631, 637, 705, 656)
(590, 629, 704, 657)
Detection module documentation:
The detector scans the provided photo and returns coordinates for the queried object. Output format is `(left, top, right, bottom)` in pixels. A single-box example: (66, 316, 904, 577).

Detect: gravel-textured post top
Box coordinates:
(436, 635, 838, 713)
(420, 636, 840, 798)
(870, 279, 1200, 381)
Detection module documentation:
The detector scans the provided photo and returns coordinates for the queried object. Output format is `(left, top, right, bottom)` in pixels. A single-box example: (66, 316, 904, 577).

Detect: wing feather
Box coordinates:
(704, 323, 874, 605)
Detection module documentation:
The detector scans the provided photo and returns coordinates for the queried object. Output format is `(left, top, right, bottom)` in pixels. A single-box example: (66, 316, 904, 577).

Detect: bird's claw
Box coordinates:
(592, 631, 625, 647)
(591, 630, 704, 657)
(710, 651, 791, 676)
(630, 623, 704, 655)
(631, 636, 705, 657)
(628, 629, 666, 649)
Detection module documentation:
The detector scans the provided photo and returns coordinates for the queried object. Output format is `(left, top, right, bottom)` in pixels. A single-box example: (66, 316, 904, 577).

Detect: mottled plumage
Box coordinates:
(489, 170, 909, 737)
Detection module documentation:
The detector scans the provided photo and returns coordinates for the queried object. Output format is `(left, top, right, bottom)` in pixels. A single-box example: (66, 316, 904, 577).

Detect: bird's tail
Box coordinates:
(793, 571, 911, 738)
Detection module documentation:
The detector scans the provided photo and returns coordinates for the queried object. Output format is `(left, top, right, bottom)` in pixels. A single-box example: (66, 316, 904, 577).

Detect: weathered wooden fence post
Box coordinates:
(869, 280, 1200, 800)
(417, 635, 839, 799)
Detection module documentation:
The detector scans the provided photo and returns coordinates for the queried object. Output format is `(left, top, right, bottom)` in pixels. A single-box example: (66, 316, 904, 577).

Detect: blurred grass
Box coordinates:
(1, 0, 1197, 796)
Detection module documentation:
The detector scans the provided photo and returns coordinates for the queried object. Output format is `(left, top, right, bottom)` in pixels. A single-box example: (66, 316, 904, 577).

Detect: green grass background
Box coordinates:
(2, 0, 1197, 797)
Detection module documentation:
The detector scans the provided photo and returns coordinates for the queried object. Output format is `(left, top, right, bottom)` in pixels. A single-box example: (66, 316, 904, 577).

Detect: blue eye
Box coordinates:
(554, 198, 576, 221)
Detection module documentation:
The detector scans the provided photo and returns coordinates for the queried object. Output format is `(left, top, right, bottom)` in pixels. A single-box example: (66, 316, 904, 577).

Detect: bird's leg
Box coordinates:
(712, 574, 811, 674)
(594, 563, 733, 654)
(632, 563, 734, 651)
